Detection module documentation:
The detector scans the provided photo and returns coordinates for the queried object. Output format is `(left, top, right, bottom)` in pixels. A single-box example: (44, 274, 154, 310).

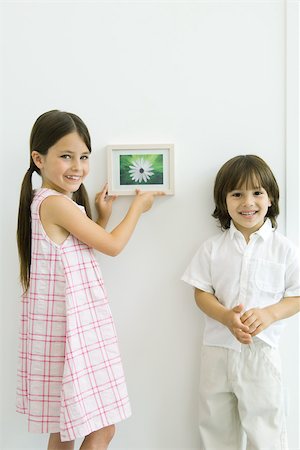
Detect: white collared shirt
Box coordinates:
(181, 219, 300, 352)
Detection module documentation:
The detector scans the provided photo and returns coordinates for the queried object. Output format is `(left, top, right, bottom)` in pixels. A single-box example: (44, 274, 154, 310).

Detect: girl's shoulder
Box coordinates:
(32, 189, 87, 245)
(33, 188, 83, 211)
(33, 187, 69, 202)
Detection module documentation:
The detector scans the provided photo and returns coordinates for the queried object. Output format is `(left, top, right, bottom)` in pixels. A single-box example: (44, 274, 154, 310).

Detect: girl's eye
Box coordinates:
(61, 154, 71, 159)
(232, 193, 241, 197)
(81, 155, 89, 160)
(254, 191, 263, 196)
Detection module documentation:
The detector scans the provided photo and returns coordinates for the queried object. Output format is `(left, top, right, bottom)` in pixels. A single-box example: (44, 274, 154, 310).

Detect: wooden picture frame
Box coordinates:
(107, 144, 174, 195)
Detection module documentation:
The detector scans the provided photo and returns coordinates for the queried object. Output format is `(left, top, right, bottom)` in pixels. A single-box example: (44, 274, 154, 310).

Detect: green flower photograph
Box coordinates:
(120, 154, 164, 185)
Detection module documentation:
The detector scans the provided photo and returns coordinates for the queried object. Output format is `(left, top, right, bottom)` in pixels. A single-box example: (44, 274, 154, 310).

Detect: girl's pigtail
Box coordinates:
(73, 184, 92, 219)
(17, 165, 35, 292)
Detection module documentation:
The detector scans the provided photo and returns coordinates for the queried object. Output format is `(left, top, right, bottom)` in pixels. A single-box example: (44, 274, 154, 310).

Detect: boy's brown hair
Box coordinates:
(212, 155, 279, 230)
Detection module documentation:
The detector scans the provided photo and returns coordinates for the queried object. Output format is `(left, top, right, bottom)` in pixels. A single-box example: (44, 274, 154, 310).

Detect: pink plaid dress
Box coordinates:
(16, 188, 131, 441)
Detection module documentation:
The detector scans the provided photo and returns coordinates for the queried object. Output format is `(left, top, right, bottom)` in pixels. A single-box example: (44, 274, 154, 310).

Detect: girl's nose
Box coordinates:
(71, 158, 81, 170)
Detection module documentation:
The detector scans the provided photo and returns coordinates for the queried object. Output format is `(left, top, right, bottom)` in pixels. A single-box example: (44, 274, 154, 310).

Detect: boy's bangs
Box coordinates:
(236, 171, 262, 189)
(229, 167, 263, 191)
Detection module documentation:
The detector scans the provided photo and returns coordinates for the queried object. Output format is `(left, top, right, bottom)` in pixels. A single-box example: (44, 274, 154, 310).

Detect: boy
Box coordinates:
(182, 155, 300, 450)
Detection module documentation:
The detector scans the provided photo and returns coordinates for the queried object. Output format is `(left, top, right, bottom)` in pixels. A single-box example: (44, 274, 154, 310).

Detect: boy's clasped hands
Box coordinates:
(225, 304, 274, 344)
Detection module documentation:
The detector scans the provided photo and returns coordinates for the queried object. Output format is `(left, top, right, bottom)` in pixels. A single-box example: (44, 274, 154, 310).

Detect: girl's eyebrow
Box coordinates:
(59, 149, 90, 155)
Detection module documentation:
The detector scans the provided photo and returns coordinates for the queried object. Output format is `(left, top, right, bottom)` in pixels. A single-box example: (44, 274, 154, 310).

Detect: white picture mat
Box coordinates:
(107, 144, 174, 195)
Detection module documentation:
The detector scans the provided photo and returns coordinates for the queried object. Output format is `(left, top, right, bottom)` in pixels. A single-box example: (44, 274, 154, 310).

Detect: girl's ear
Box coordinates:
(31, 151, 44, 169)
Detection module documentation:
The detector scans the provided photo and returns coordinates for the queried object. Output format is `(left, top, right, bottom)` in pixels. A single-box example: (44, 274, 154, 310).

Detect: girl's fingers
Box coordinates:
(96, 184, 117, 203)
(95, 183, 108, 198)
(107, 195, 117, 204)
(135, 189, 165, 196)
(100, 183, 108, 199)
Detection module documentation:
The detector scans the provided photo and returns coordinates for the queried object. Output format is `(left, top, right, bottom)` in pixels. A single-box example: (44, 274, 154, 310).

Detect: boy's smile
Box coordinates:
(226, 183, 272, 241)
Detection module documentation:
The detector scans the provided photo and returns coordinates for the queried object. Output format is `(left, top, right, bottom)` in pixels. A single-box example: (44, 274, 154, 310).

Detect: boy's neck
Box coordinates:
(232, 219, 267, 243)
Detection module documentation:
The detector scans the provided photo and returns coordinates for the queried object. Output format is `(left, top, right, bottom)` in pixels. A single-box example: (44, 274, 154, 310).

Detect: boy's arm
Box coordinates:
(194, 288, 252, 344)
(241, 296, 300, 336)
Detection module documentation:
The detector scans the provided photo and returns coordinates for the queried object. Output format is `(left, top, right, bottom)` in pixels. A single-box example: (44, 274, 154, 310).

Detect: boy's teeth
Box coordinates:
(241, 212, 255, 215)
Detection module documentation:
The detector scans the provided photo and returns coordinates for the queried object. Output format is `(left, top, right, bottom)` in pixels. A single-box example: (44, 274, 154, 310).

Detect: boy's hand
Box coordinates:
(224, 304, 252, 344)
(240, 307, 274, 336)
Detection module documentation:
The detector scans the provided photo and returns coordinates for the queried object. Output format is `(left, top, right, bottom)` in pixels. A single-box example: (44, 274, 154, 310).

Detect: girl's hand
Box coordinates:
(224, 304, 252, 344)
(131, 189, 165, 213)
(240, 307, 274, 336)
(95, 183, 117, 228)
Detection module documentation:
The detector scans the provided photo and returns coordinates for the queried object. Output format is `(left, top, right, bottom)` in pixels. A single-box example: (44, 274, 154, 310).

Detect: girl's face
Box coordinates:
(226, 181, 271, 240)
(32, 132, 90, 196)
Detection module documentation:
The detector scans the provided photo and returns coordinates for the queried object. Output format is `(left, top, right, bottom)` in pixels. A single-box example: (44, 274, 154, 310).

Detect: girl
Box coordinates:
(16, 110, 164, 450)
(182, 155, 300, 450)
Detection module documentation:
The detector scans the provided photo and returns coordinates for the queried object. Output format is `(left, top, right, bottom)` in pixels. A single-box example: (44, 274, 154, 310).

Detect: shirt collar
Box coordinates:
(229, 218, 273, 241)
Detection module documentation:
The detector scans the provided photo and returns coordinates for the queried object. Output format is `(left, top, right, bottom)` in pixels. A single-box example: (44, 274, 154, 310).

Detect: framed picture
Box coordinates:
(107, 144, 174, 195)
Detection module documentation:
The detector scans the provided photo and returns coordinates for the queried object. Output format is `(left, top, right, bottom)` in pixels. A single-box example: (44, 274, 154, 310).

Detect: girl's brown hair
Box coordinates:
(17, 110, 92, 292)
(212, 155, 279, 230)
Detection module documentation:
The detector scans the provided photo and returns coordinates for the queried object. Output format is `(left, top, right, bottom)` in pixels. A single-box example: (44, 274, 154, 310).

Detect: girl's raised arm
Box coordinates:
(39, 189, 164, 256)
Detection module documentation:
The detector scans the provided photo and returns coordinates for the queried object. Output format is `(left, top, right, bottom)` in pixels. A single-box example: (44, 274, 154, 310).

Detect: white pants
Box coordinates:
(198, 339, 288, 450)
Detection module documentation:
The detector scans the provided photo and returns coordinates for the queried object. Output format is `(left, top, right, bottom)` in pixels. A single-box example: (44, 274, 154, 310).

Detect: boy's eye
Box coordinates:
(61, 154, 71, 159)
(81, 155, 89, 160)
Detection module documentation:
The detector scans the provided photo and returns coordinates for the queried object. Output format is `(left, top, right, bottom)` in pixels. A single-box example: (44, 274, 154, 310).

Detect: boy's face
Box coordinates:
(226, 182, 272, 240)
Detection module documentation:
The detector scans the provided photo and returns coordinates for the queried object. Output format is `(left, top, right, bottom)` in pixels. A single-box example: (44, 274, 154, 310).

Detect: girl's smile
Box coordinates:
(31, 132, 90, 196)
(226, 183, 271, 240)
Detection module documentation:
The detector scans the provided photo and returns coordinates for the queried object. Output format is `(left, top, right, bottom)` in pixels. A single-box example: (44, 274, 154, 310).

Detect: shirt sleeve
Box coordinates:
(284, 244, 300, 297)
(181, 239, 215, 294)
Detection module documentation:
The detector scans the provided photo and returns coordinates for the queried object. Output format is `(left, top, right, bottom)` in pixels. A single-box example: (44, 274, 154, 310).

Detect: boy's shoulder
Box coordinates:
(270, 228, 299, 255)
(196, 229, 230, 252)
(206, 227, 231, 243)
(271, 227, 298, 246)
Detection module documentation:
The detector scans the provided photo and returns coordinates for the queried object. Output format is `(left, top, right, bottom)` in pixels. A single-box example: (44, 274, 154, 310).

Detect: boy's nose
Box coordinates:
(242, 194, 254, 206)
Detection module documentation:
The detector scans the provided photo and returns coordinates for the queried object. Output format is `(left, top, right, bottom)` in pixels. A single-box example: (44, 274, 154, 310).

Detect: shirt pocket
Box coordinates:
(255, 259, 285, 294)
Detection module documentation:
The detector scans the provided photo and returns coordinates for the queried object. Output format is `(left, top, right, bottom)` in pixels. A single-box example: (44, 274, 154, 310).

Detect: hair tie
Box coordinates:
(27, 165, 35, 174)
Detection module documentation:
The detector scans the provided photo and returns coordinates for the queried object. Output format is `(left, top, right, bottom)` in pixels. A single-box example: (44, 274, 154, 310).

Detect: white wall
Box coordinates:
(0, 1, 299, 449)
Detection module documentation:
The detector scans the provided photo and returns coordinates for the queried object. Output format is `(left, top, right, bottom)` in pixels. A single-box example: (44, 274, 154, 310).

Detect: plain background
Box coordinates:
(0, 1, 299, 449)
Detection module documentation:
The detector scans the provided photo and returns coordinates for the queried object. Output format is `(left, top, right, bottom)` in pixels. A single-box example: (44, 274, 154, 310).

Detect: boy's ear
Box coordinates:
(31, 151, 44, 169)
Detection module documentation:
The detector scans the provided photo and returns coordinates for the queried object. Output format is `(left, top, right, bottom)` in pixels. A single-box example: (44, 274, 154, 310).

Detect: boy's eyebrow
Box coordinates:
(230, 185, 262, 191)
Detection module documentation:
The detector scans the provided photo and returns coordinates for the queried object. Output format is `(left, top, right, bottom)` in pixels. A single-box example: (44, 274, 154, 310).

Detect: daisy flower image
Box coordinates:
(128, 158, 154, 183)
(120, 153, 164, 186)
